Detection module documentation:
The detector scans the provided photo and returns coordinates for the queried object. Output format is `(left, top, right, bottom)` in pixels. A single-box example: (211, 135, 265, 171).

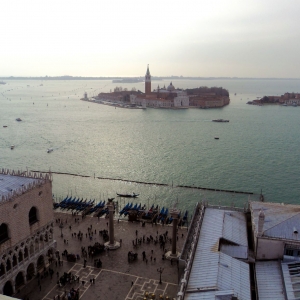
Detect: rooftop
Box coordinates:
(251, 201, 300, 241)
(0, 169, 51, 204)
(185, 208, 250, 299)
(256, 261, 285, 300)
(0, 174, 42, 199)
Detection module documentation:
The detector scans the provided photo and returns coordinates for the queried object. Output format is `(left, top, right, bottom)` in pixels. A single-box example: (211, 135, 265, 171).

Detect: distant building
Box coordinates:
(0, 169, 55, 297)
(189, 94, 230, 108)
(130, 66, 190, 108)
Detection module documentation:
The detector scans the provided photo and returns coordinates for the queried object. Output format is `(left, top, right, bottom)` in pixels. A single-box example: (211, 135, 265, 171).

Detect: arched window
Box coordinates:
(29, 207, 38, 225)
(0, 263, 5, 276)
(24, 247, 28, 258)
(18, 251, 23, 263)
(12, 255, 17, 267)
(0, 224, 9, 244)
(6, 259, 11, 272)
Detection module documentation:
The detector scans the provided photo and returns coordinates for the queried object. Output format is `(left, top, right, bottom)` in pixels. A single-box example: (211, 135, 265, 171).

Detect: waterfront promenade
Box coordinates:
(15, 211, 187, 300)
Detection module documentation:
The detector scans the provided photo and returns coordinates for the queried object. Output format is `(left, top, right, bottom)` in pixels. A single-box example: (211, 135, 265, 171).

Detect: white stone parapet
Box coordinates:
(0, 169, 52, 205)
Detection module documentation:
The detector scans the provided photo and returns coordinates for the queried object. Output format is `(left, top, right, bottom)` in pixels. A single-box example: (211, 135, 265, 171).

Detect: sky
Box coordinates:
(1, 0, 300, 78)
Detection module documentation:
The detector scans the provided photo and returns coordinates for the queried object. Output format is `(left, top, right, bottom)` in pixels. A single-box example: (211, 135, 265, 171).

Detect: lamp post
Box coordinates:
(157, 267, 164, 284)
(59, 223, 64, 238)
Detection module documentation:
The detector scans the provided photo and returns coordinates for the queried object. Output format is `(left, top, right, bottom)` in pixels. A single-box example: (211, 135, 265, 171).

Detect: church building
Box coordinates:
(130, 65, 189, 108)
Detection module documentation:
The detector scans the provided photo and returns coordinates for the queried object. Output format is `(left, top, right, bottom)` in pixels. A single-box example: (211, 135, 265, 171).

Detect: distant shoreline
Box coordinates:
(0, 76, 299, 81)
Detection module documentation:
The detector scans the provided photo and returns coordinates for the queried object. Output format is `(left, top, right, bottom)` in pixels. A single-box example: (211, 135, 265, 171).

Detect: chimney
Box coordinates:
(257, 209, 265, 237)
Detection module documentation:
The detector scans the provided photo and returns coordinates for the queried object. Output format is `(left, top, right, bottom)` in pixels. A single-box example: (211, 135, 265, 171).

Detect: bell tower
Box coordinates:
(145, 64, 151, 95)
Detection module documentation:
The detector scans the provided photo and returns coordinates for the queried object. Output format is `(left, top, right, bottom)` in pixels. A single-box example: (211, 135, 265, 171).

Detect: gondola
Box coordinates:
(116, 192, 139, 198)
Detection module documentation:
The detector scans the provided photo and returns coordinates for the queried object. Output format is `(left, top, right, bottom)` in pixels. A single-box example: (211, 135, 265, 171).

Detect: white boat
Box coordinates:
(11, 145, 15, 150)
(47, 148, 53, 153)
(0, 81, 6, 85)
(16, 118, 22, 121)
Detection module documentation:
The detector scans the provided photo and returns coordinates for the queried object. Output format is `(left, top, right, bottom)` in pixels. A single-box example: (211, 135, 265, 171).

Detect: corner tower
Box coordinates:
(145, 64, 151, 95)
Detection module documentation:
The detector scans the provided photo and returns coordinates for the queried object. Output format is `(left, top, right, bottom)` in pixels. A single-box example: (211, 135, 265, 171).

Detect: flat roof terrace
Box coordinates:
(14, 211, 187, 300)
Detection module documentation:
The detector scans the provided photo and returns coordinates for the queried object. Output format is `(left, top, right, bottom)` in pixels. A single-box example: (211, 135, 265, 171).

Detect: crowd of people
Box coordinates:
(20, 211, 185, 300)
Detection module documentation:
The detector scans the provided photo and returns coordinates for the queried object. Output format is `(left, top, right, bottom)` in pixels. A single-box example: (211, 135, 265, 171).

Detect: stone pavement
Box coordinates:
(15, 211, 187, 300)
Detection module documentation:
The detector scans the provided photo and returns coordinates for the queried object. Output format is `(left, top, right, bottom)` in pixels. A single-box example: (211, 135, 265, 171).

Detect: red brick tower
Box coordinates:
(145, 64, 151, 95)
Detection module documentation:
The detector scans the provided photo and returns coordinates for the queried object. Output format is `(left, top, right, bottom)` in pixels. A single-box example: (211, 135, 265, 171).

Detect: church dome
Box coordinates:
(167, 82, 175, 91)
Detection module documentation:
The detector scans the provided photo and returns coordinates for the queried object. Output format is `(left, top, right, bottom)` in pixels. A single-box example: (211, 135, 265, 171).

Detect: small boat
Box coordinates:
(11, 145, 15, 150)
(16, 118, 22, 122)
(47, 148, 53, 153)
(116, 192, 139, 198)
(282, 103, 287, 106)
(3, 125, 7, 128)
(0, 81, 6, 85)
(212, 119, 229, 122)
(214, 137, 219, 140)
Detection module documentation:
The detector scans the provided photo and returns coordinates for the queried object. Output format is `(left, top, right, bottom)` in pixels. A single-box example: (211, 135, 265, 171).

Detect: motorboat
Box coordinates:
(214, 137, 219, 140)
(3, 125, 7, 128)
(47, 148, 53, 153)
(212, 119, 229, 122)
(11, 145, 15, 150)
(0, 81, 6, 85)
(16, 118, 22, 121)
(116, 192, 139, 198)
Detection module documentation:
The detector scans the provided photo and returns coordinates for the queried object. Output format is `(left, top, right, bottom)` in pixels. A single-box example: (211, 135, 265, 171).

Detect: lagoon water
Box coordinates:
(1, 78, 300, 213)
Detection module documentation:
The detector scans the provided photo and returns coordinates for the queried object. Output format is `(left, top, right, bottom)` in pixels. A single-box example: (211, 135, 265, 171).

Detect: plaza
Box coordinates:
(15, 211, 187, 300)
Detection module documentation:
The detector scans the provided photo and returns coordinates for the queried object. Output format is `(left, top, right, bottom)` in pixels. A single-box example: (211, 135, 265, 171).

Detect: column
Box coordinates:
(104, 199, 120, 250)
(108, 201, 114, 245)
(165, 208, 181, 260)
(171, 211, 179, 255)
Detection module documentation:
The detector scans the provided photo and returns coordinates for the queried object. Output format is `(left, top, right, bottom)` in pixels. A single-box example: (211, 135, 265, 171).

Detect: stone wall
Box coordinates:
(0, 180, 53, 253)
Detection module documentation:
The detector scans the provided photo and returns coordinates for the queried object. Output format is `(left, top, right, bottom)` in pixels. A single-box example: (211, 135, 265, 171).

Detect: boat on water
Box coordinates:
(3, 125, 7, 128)
(16, 118, 22, 122)
(116, 192, 139, 198)
(0, 81, 6, 85)
(11, 145, 15, 150)
(214, 137, 219, 140)
(282, 103, 287, 106)
(212, 119, 229, 122)
(47, 148, 53, 153)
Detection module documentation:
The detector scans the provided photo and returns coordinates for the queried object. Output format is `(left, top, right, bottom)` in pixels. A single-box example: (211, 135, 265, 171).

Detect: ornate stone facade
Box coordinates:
(0, 169, 56, 296)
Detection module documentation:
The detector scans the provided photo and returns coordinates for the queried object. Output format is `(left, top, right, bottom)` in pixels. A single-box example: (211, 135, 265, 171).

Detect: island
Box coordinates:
(83, 65, 230, 109)
(247, 92, 300, 106)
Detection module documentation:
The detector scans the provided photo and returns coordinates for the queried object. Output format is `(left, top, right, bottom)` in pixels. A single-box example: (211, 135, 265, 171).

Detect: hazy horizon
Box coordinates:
(1, 0, 300, 78)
